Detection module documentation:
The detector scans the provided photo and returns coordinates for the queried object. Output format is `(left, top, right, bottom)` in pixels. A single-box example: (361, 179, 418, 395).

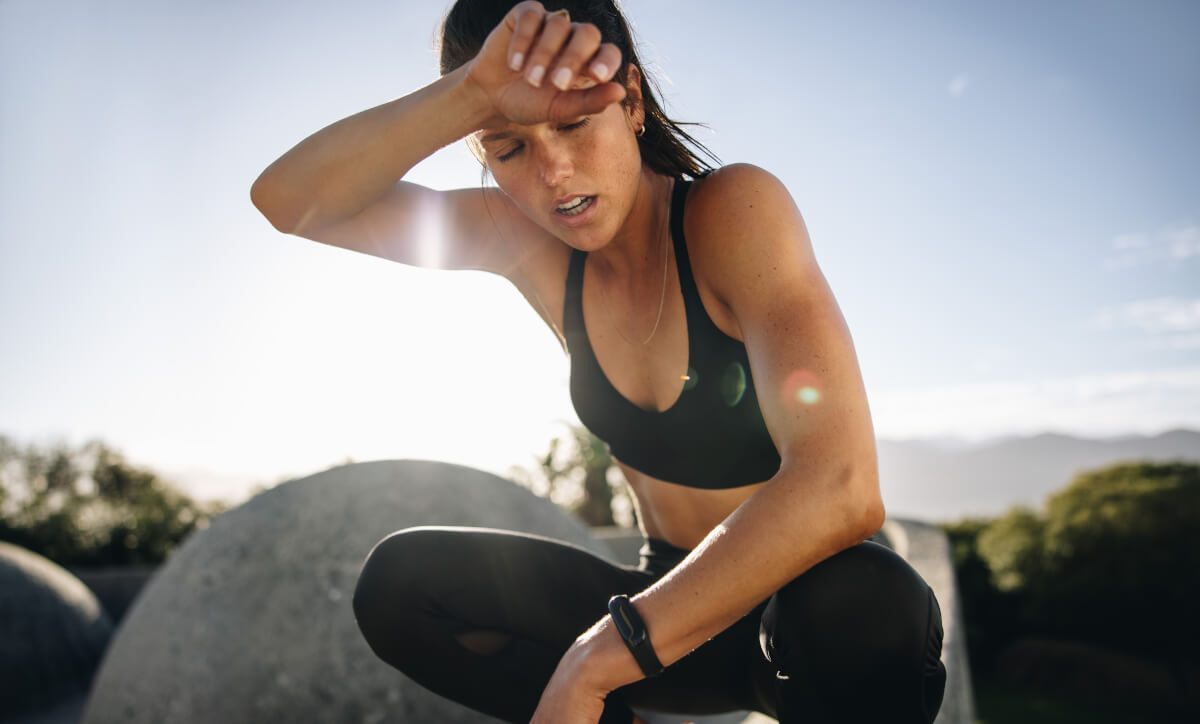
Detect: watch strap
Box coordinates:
(607, 594, 664, 677)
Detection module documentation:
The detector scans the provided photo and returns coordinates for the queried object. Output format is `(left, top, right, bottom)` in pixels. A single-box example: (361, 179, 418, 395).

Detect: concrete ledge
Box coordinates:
(883, 519, 976, 724)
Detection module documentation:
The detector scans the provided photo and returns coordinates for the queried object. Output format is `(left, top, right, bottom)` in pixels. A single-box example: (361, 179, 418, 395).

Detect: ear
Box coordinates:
(623, 63, 645, 129)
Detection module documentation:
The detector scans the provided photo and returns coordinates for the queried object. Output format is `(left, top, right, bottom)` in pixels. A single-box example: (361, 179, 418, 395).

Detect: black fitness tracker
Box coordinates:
(607, 594, 664, 677)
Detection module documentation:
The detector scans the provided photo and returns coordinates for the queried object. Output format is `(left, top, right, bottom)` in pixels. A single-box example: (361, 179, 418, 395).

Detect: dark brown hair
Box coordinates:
(438, 0, 719, 179)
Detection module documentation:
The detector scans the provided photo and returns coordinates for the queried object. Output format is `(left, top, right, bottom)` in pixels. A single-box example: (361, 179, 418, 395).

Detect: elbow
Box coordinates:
(838, 469, 886, 545)
(856, 493, 886, 542)
(249, 172, 297, 234)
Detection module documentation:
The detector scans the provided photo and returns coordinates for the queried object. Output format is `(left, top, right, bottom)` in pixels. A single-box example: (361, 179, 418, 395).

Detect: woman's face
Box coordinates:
(476, 68, 646, 251)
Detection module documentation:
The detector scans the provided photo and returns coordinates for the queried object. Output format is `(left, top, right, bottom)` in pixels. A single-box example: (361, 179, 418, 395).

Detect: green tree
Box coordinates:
(1037, 462, 1199, 671)
(510, 425, 633, 527)
(0, 435, 226, 566)
(977, 506, 1046, 593)
(959, 461, 1199, 689)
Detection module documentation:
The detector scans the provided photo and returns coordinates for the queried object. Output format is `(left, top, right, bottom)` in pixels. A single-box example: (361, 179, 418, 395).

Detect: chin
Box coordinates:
(559, 232, 612, 253)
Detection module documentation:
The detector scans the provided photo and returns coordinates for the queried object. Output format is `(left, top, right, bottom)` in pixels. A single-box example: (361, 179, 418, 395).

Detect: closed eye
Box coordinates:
(495, 118, 591, 163)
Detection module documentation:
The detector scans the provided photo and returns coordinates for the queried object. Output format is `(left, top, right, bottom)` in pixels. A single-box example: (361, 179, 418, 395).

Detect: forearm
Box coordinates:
(250, 64, 493, 233)
(641, 469, 880, 662)
(576, 467, 883, 692)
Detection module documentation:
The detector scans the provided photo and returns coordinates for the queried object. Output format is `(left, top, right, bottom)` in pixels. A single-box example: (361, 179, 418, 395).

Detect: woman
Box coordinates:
(251, 1, 946, 722)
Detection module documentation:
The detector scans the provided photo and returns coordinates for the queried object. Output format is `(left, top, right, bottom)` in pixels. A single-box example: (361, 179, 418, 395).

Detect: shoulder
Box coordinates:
(682, 163, 817, 308)
(690, 162, 792, 209)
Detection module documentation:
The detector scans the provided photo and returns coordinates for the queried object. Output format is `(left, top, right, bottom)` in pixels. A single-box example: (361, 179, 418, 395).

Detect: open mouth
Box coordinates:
(555, 196, 596, 216)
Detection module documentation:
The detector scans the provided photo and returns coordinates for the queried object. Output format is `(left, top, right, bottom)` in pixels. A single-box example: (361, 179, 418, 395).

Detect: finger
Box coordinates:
(585, 42, 622, 84)
(523, 7, 573, 87)
(505, 1, 547, 72)
(546, 22, 603, 91)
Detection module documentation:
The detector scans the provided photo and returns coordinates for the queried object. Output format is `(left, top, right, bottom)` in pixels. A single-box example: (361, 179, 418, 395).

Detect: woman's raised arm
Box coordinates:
(250, 1, 625, 275)
(250, 64, 515, 271)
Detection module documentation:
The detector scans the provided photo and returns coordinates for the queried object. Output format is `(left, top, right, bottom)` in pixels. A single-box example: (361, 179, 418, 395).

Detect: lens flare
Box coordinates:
(415, 192, 446, 269)
(682, 366, 700, 391)
(721, 362, 747, 406)
(783, 369, 822, 406)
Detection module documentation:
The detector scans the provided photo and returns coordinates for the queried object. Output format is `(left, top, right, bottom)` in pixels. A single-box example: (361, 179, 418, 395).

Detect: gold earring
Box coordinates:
(636, 125, 646, 137)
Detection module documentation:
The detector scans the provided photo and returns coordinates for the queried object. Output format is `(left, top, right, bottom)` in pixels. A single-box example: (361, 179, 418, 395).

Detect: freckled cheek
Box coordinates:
(489, 169, 535, 210)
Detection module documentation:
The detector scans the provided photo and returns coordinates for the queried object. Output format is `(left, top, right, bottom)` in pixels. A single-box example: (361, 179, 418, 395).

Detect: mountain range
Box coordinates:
(877, 428, 1200, 522)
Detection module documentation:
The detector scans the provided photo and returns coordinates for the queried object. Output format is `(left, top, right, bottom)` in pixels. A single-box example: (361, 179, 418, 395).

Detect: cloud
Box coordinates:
(948, 72, 970, 98)
(1092, 297, 1200, 334)
(871, 366, 1200, 440)
(1111, 233, 1150, 250)
(1105, 224, 1200, 268)
(1165, 225, 1200, 259)
(1164, 334, 1200, 350)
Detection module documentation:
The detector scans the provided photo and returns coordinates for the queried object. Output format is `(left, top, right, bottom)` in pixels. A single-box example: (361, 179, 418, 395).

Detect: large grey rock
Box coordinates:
(81, 460, 613, 724)
(0, 542, 114, 720)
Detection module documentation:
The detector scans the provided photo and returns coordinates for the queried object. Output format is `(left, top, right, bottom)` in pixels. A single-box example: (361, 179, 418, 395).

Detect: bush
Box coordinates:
(0, 436, 226, 567)
(947, 461, 1200, 690)
(1036, 463, 1199, 667)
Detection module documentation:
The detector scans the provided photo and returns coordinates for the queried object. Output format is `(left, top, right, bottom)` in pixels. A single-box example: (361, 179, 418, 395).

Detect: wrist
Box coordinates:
(570, 613, 647, 694)
(448, 62, 501, 132)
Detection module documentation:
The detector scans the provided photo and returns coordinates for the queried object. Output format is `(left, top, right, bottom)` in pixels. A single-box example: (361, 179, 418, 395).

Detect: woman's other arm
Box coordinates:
(627, 163, 884, 659)
(531, 164, 884, 720)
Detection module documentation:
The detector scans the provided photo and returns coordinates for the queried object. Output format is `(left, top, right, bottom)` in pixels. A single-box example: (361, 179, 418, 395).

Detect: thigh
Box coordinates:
(353, 526, 653, 723)
(365, 526, 649, 642)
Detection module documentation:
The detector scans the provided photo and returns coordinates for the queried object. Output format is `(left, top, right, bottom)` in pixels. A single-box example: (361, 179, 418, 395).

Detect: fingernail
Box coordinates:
(590, 62, 609, 80)
(510, 52, 524, 71)
(551, 67, 572, 91)
(527, 65, 545, 87)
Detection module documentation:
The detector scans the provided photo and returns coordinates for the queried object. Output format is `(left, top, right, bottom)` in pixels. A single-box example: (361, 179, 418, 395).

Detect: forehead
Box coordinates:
(476, 78, 606, 144)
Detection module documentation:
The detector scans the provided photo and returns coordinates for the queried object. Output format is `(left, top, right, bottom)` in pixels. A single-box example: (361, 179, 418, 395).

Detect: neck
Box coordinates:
(591, 169, 674, 282)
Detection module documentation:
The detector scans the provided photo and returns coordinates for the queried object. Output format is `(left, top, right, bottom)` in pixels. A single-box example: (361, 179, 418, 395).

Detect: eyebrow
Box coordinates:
(479, 129, 516, 145)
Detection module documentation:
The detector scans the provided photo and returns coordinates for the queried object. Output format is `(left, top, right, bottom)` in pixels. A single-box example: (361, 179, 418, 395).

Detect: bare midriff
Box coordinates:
(617, 461, 766, 550)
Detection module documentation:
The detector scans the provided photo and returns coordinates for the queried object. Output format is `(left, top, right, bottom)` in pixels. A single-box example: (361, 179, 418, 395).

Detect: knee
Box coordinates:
(352, 527, 446, 662)
(761, 542, 946, 722)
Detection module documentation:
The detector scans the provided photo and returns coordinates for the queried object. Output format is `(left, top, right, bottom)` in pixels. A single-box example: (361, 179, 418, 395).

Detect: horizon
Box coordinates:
(8, 425, 1192, 509)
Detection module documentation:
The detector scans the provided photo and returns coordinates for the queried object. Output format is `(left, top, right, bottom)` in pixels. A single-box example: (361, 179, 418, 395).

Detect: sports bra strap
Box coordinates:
(566, 247, 590, 328)
(668, 178, 703, 313)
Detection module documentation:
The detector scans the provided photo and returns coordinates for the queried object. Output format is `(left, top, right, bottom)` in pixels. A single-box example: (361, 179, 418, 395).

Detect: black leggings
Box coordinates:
(352, 526, 946, 724)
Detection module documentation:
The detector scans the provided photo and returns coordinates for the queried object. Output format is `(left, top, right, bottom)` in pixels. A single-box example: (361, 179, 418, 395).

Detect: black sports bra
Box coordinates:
(562, 177, 782, 489)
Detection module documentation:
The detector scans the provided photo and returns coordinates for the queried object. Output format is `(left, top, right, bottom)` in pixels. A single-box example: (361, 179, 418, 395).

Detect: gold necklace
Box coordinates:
(602, 207, 671, 347)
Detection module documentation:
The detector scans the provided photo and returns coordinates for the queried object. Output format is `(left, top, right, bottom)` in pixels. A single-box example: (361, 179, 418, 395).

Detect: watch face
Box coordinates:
(609, 596, 646, 644)
(609, 595, 663, 677)
(612, 602, 635, 636)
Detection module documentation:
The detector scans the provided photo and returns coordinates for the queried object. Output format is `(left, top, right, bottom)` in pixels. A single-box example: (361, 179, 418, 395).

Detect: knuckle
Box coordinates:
(509, 2, 537, 24)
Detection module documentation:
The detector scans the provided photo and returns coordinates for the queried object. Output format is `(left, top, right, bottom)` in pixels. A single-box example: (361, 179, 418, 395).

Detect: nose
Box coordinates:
(536, 140, 573, 188)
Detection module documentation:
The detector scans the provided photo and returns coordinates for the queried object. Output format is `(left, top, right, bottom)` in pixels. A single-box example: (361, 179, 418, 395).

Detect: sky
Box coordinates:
(2, 0, 1198, 503)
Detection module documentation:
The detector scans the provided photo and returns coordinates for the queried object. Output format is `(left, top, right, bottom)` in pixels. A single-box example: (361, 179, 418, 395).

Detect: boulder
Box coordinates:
(82, 460, 612, 724)
(0, 542, 113, 719)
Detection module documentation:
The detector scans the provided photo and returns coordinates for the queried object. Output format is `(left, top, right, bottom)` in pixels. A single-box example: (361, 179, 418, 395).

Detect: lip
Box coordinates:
(551, 194, 598, 228)
(552, 193, 592, 208)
